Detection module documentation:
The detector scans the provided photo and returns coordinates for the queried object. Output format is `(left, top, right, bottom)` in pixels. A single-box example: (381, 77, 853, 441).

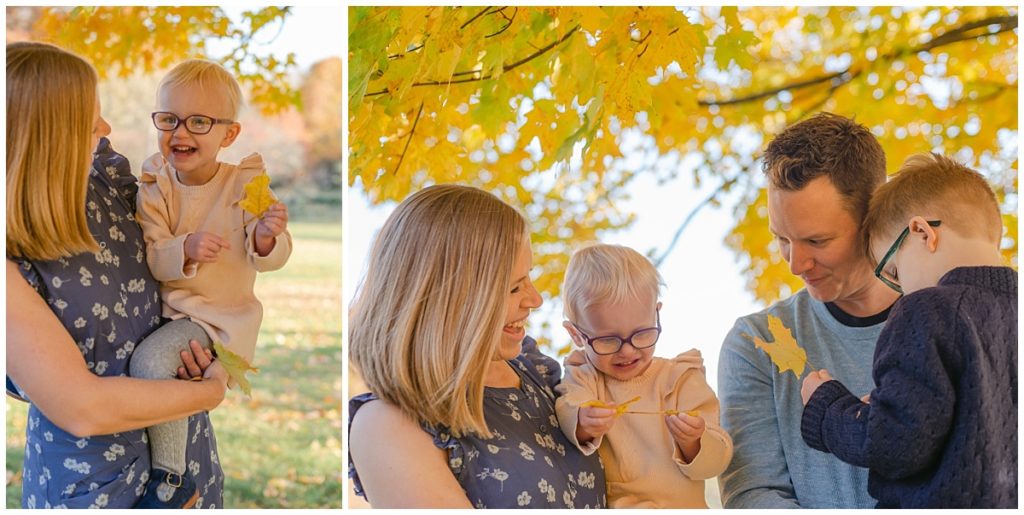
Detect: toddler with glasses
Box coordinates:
(132, 59, 292, 508)
(554, 244, 733, 507)
(800, 153, 1016, 508)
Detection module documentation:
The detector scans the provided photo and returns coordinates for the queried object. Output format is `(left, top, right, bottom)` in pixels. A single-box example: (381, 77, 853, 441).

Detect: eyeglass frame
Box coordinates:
(873, 219, 941, 294)
(151, 111, 235, 135)
(569, 310, 662, 355)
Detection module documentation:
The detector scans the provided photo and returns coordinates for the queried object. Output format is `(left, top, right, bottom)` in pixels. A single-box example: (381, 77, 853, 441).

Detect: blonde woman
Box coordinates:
(6, 42, 228, 508)
(348, 185, 606, 508)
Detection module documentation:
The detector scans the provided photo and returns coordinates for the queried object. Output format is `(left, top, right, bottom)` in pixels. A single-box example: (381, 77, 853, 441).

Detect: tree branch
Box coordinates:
(461, 6, 495, 29)
(653, 173, 741, 267)
(699, 14, 1017, 107)
(392, 102, 425, 176)
(364, 24, 581, 97)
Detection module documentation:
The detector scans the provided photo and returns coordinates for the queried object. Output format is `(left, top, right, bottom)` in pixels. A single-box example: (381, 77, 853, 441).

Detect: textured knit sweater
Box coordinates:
(718, 290, 882, 508)
(555, 349, 733, 508)
(136, 152, 292, 361)
(801, 266, 1018, 508)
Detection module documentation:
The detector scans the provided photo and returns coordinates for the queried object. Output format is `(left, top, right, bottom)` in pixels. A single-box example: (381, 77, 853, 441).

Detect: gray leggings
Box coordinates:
(128, 318, 212, 475)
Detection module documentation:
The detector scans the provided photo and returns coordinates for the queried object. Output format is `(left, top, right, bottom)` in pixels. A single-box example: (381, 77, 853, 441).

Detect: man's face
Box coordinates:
(768, 176, 874, 304)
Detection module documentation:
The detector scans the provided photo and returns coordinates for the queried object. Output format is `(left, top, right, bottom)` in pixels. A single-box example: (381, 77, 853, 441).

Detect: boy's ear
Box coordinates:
(909, 216, 940, 253)
(220, 122, 241, 148)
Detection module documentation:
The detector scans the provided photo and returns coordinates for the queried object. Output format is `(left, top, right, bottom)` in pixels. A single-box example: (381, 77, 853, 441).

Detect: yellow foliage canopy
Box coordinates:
(349, 6, 1017, 324)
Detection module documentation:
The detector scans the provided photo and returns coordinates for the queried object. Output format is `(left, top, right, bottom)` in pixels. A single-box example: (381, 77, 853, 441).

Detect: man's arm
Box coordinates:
(718, 320, 801, 508)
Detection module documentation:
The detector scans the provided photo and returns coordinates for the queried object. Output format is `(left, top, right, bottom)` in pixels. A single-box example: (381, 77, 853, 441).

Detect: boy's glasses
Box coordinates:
(151, 112, 234, 135)
(874, 220, 941, 294)
(571, 311, 661, 355)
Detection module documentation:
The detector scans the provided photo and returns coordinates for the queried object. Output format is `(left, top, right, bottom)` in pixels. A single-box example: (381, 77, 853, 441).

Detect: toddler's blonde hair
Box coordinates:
(563, 244, 663, 323)
(158, 59, 243, 119)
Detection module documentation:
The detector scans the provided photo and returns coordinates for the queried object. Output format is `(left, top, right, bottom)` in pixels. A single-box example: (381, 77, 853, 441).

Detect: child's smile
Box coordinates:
(156, 83, 238, 186)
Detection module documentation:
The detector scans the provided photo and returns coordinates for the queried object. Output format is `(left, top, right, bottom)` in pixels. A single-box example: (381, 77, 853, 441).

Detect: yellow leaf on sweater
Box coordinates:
(238, 173, 277, 218)
(213, 341, 259, 396)
(743, 314, 808, 377)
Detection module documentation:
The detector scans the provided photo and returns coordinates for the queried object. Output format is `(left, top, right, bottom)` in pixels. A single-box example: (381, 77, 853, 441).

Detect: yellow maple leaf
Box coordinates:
(213, 341, 259, 396)
(743, 314, 808, 377)
(581, 395, 641, 417)
(238, 173, 277, 218)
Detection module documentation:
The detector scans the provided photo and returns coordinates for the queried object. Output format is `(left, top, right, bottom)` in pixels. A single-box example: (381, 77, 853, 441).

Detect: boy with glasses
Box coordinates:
(132, 59, 293, 507)
(800, 153, 1016, 508)
(554, 244, 733, 507)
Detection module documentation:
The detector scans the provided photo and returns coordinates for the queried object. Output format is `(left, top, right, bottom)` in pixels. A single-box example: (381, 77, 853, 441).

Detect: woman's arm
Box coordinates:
(6, 260, 228, 438)
(349, 399, 473, 508)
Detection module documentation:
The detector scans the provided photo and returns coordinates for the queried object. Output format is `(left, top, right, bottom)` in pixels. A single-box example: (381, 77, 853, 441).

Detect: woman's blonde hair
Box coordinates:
(350, 184, 528, 438)
(562, 244, 663, 322)
(7, 42, 99, 260)
(158, 59, 244, 119)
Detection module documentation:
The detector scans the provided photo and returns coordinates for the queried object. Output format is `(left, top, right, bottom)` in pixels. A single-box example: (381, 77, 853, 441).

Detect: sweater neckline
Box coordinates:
(939, 266, 1017, 294)
(172, 162, 225, 190)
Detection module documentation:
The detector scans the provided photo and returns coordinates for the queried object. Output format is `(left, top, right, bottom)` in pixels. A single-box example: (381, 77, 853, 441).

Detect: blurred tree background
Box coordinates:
(6, 6, 342, 508)
(349, 6, 1017, 319)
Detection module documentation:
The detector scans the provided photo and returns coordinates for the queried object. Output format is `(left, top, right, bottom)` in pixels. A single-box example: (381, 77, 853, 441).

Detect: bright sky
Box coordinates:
(212, 5, 343, 72)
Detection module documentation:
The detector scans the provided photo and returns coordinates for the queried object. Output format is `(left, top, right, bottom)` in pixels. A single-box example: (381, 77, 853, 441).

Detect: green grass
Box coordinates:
(6, 221, 343, 508)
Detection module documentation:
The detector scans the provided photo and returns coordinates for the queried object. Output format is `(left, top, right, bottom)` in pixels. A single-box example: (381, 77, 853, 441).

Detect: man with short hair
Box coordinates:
(717, 113, 900, 508)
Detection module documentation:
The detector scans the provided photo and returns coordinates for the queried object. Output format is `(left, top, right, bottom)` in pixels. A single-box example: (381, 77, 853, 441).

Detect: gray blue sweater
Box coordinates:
(718, 290, 883, 508)
(801, 266, 1017, 508)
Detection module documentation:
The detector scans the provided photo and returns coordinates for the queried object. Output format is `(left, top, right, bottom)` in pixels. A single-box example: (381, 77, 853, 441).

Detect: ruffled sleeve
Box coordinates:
(665, 349, 735, 480)
(136, 153, 196, 281)
(347, 392, 468, 500)
(92, 137, 140, 207)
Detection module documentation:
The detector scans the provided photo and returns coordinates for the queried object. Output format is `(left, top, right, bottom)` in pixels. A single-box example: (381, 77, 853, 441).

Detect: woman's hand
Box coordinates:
(176, 340, 214, 379)
(175, 340, 228, 411)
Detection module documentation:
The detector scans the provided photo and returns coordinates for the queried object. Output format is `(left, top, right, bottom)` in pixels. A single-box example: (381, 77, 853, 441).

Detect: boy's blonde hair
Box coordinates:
(158, 59, 243, 119)
(863, 152, 1002, 263)
(7, 42, 100, 260)
(349, 184, 528, 438)
(563, 244, 663, 322)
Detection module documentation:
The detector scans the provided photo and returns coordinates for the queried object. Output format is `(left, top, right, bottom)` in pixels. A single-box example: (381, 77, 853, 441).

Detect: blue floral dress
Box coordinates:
(8, 138, 224, 508)
(349, 338, 607, 508)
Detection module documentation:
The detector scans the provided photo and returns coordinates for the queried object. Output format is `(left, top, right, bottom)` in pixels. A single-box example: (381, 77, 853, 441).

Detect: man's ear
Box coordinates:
(220, 122, 241, 148)
(909, 216, 940, 253)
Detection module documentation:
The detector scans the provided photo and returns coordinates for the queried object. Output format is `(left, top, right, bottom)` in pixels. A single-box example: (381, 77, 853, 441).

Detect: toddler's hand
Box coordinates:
(666, 412, 705, 462)
(801, 369, 834, 405)
(255, 202, 289, 240)
(576, 405, 616, 443)
(184, 231, 230, 263)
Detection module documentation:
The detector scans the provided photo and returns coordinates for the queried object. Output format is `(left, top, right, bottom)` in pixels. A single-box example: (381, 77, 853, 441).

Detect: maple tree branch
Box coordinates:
(700, 14, 1017, 107)
(364, 24, 581, 97)
(485, 7, 517, 38)
(392, 102, 425, 176)
(461, 6, 496, 29)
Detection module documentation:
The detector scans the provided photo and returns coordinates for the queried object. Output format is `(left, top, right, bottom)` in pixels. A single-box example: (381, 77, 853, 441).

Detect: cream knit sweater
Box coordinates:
(556, 349, 733, 508)
(136, 152, 292, 362)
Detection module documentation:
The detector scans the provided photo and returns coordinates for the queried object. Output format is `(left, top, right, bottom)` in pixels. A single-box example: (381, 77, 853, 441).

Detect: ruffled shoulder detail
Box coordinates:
(236, 152, 266, 174)
(92, 137, 141, 206)
(347, 392, 467, 498)
(138, 152, 173, 192)
(669, 348, 705, 372)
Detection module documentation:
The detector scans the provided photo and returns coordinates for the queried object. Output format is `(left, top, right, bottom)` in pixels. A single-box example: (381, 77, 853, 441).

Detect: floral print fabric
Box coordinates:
(349, 340, 606, 508)
(9, 138, 224, 508)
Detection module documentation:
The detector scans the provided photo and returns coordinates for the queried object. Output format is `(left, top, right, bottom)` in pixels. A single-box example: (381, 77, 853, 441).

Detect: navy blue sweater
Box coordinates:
(801, 266, 1017, 508)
